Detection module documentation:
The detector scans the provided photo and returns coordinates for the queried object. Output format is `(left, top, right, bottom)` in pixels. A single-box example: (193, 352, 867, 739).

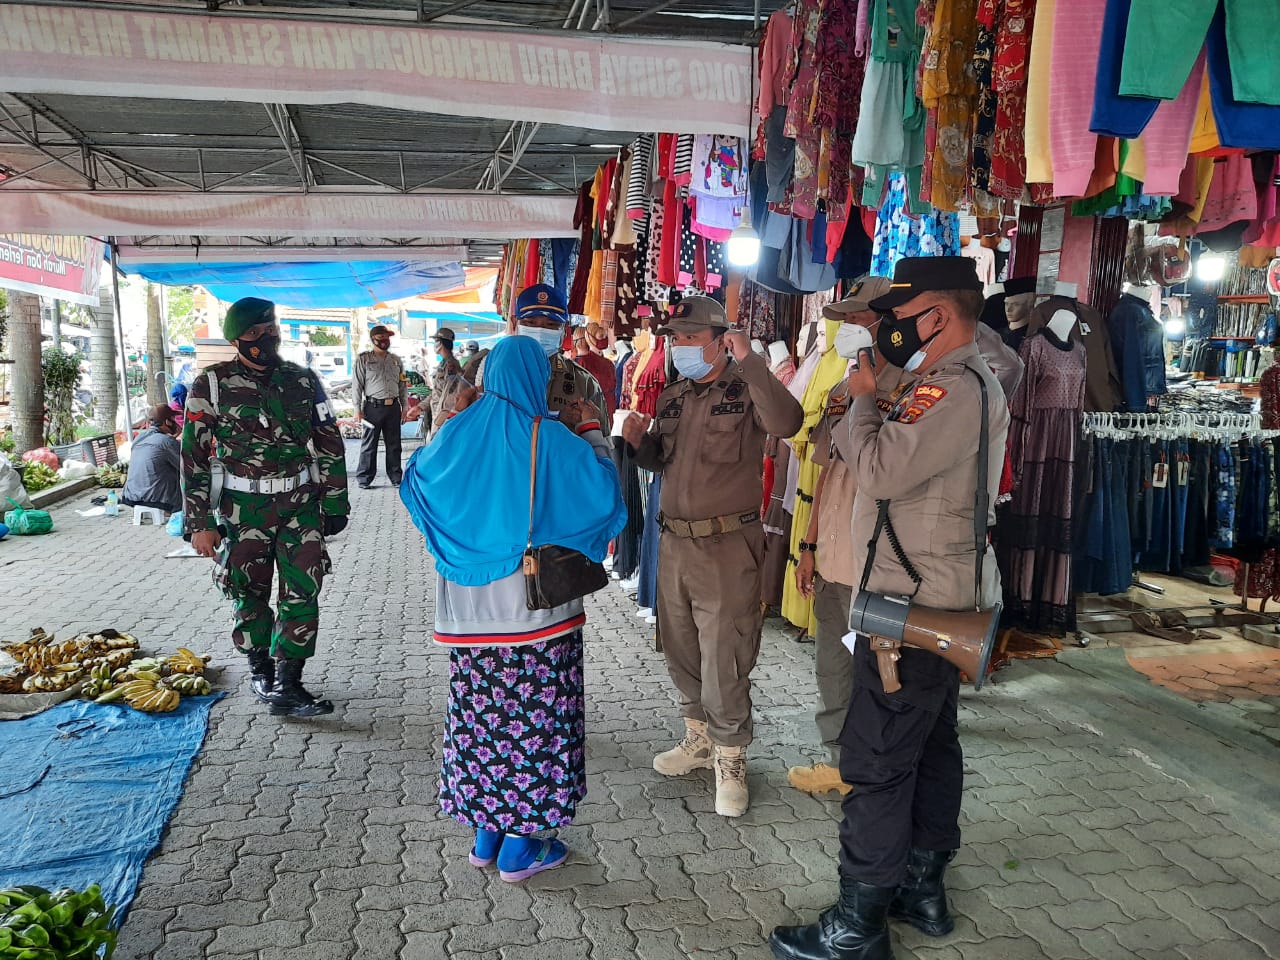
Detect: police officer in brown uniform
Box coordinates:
(623, 297, 804, 818)
(770, 257, 1009, 960)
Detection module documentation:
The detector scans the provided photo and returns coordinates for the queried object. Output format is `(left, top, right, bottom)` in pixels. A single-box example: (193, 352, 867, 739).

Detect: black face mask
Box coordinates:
(238, 333, 281, 367)
(374, 339, 391, 351)
(876, 309, 940, 371)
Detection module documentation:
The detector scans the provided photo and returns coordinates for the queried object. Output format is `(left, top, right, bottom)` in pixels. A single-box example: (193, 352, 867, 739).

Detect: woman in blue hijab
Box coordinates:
(401, 335, 626, 882)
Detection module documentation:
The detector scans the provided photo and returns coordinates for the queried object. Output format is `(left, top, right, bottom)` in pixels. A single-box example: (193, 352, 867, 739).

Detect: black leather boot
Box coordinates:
(268, 658, 334, 718)
(888, 848, 956, 937)
(769, 878, 895, 960)
(245, 649, 275, 704)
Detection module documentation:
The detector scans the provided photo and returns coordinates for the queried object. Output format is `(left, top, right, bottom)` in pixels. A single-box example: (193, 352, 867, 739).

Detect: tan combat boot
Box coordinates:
(653, 718, 714, 776)
(787, 762, 853, 796)
(713, 745, 749, 817)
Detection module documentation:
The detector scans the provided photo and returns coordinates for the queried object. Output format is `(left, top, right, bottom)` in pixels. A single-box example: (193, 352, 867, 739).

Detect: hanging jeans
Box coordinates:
(1081, 437, 1134, 595)
(1143, 441, 1172, 573)
(1182, 441, 1213, 568)
(1169, 439, 1190, 575)
(637, 473, 663, 611)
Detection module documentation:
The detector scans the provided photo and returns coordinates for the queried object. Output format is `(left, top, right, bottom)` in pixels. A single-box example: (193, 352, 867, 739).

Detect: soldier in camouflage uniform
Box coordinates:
(182, 297, 350, 718)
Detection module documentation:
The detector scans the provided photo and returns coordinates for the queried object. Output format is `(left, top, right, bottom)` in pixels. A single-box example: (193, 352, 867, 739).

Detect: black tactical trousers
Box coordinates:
(837, 670, 963, 887)
(357, 400, 403, 484)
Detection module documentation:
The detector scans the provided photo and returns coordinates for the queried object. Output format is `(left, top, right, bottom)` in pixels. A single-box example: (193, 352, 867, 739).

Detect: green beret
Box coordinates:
(222, 297, 276, 342)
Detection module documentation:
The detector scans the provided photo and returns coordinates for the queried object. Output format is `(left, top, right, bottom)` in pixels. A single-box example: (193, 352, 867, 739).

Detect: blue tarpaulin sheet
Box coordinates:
(0, 695, 225, 922)
(125, 260, 466, 308)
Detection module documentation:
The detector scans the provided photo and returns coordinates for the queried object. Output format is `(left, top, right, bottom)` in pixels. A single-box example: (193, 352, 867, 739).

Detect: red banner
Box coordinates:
(0, 233, 104, 305)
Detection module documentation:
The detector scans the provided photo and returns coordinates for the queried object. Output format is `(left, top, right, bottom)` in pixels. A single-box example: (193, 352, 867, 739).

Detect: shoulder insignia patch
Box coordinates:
(723, 382, 744, 402)
(890, 384, 947, 424)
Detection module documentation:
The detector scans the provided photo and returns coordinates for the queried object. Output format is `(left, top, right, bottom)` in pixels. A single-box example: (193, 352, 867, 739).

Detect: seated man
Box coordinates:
(121, 404, 183, 514)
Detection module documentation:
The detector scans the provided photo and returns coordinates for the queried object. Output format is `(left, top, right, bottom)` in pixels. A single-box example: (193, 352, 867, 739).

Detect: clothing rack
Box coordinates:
(1082, 411, 1277, 441)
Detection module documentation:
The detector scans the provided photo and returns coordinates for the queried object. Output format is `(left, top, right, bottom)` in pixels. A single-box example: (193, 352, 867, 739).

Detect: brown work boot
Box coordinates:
(787, 762, 853, 796)
(653, 718, 714, 776)
(713, 745, 749, 817)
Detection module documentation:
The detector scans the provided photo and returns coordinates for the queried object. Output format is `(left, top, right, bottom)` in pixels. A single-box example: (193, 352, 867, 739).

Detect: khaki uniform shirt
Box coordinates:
(354, 350, 408, 408)
(477, 351, 609, 427)
(837, 341, 1008, 612)
(634, 352, 805, 522)
(810, 363, 903, 587)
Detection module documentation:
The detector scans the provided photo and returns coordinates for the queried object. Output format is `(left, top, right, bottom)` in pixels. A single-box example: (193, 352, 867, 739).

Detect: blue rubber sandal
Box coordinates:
(469, 828, 503, 867)
(498, 837, 568, 883)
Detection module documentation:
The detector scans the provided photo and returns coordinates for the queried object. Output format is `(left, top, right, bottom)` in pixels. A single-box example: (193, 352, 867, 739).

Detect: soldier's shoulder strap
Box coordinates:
(207, 370, 219, 415)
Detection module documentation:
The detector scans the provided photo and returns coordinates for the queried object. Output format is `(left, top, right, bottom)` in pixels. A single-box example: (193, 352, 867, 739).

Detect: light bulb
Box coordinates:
(727, 223, 760, 267)
(1197, 254, 1226, 283)
(1163, 318, 1186, 338)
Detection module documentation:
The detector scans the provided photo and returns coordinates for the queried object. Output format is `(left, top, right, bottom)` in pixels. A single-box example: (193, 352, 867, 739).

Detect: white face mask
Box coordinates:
(833, 323, 875, 362)
(518, 325, 564, 357)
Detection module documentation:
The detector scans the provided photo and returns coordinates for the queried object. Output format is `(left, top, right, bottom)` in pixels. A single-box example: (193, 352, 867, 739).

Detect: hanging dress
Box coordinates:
(1000, 330, 1087, 634)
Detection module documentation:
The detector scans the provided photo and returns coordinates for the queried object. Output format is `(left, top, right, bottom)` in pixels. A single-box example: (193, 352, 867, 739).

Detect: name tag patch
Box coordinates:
(712, 402, 745, 416)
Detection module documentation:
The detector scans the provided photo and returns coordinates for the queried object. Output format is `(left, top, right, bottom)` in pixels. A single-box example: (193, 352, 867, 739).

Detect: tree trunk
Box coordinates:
(146, 283, 166, 407)
(10, 292, 44, 454)
(91, 284, 119, 434)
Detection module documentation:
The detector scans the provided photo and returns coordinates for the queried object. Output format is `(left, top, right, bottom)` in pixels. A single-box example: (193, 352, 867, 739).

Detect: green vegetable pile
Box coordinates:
(94, 466, 125, 489)
(0, 885, 117, 959)
(19, 463, 59, 493)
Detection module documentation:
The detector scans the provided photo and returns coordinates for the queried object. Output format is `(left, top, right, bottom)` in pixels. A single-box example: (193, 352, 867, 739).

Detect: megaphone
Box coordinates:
(848, 591, 1002, 694)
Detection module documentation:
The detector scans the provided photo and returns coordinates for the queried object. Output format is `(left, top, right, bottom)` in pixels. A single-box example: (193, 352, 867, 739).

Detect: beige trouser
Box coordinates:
(812, 575, 855, 766)
(656, 524, 765, 747)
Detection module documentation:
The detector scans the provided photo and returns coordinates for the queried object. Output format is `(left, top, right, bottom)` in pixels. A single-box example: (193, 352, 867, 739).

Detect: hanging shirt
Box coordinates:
(690, 135, 748, 200)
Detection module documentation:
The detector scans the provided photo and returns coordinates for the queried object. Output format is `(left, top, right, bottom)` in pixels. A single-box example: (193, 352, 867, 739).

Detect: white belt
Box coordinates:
(223, 467, 311, 495)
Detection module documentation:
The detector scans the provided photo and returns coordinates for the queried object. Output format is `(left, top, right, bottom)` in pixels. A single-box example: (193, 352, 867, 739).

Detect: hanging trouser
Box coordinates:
(1119, 0, 1280, 106)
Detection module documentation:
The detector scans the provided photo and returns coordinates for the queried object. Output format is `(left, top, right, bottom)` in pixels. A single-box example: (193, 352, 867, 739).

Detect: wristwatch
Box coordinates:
(798, 541, 818, 553)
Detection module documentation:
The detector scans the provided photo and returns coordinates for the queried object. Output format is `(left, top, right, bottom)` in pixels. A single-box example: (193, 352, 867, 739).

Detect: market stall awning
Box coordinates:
(126, 259, 465, 308)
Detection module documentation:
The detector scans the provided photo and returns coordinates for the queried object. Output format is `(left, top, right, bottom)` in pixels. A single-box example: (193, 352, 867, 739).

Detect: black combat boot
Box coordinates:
(888, 848, 957, 937)
(245, 649, 275, 704)
(769, 877, 895, 960)
(268, 658, 334, 718)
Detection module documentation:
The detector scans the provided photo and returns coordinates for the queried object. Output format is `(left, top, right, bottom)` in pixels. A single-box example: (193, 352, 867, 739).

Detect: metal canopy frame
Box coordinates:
(0, 0, 772, 258)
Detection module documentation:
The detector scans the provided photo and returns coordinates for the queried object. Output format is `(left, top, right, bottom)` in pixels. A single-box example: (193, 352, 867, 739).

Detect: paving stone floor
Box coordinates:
(4, 443, 1279, 960)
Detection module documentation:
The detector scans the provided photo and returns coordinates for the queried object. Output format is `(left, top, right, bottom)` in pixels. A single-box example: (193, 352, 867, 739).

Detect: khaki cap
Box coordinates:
(823, 276, 894, 319)
(655, 296, 729, 335)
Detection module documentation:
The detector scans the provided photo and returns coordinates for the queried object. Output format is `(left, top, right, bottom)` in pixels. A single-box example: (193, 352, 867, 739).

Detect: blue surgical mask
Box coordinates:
(671, 341, 717, 381)
(517, 325, 564, 357)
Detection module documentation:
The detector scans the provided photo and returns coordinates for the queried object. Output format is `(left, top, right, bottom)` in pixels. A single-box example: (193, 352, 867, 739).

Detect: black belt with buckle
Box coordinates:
(365, 398, 399, 406)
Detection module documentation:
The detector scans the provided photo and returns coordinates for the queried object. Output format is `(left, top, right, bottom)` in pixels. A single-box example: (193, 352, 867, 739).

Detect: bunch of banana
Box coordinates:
(94, 629, 139, 650)
(166, 647, 210, 675)
(79, 663, 116, 700)
(114, 657, 164, 681)
(0, 671, 25, 694)
(81, 647, 136, 672)
(116, 675, 180, 712)
(166, 673, 212, 696)
(0, 627, 52, 661)
(22, 663, 84, 692)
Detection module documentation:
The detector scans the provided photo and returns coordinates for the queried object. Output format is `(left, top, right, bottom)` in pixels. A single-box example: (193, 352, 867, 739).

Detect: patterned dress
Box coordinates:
(439, 637, 587, 834)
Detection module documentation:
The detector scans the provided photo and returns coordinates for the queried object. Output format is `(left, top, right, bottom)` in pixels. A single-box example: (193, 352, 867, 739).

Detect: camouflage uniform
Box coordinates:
(182, 358, 349, 660)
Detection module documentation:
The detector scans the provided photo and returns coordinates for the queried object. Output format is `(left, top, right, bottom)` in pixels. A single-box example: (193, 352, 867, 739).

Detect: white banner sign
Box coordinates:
(0, 191, 580, 239)
(0, 4, 753, 135)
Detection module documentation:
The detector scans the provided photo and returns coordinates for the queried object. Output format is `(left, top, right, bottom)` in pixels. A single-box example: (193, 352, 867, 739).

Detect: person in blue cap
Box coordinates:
(467, 284, 610, 428)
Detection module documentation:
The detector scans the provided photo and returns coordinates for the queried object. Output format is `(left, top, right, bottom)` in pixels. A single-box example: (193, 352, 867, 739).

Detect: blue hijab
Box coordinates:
(400, 335, 627, 587)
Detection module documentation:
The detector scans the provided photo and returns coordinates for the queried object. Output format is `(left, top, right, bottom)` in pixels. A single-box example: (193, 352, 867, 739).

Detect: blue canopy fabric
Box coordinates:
(0, 695, 225, 924)
(125, 260, 465, 308)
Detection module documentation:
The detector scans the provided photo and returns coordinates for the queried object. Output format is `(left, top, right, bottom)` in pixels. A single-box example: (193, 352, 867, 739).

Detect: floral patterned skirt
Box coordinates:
(439, 634, 586, 834)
